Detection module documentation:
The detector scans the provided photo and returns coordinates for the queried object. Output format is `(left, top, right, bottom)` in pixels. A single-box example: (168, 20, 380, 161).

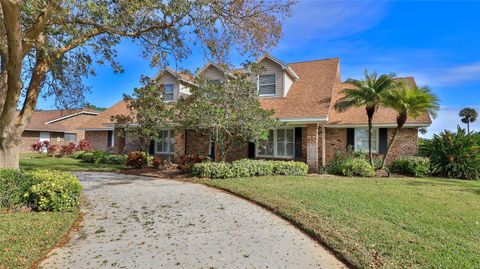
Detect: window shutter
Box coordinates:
(346, 128, 355, 151)
(294, 127, 302, 160)
(107, 131, 113, 147)
(379, 128, 388, 154)
(149, 140, 155, 155)
(248, 142, 255, 159)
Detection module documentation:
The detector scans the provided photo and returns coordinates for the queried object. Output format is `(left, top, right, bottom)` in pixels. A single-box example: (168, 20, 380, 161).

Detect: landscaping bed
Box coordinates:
(205, 176, 480, 268)
(20, 153, 126, 172)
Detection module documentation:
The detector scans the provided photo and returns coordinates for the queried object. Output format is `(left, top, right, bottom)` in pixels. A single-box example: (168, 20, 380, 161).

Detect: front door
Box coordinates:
(39, 132, 50, 152)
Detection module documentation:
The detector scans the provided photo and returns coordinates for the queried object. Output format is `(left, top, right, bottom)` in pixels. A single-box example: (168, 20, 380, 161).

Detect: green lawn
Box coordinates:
(0, 211, 78, 269)
(205, 176, 480, 268)
(20, 153, 126, 172)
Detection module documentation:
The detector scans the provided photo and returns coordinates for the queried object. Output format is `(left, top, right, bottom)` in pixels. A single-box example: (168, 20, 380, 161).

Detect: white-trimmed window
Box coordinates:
(155, 129, 175, 154)
(354, 128, 378, 153)
(64, 133, 77, 142)
(256, 128, 294, 158)
(163, 84, 174, 102)
(258, 74, 276, 96)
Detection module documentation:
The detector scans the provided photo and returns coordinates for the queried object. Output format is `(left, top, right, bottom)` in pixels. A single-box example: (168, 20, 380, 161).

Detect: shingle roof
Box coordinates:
(20, 109, 98, 132)
(260, 58, 339, 119)
(80, 100, 130, 130)
(327, 77, 432, 126)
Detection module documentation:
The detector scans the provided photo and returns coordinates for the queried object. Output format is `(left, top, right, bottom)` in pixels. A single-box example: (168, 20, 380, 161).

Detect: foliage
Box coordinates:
(92, 150, 106, 164)
(113, 83, 174, 157)
(80, 152, 95, 163)
(176, 72, 278, 160)
(380, 83, 440, 169)
(31, 140, 50, 152)
(100, 154, 128, 165)
(71, 150, 86, 159)
(126, 151, 148, 169)
(47, 144, 58, 157)
(192, 159, 308, 179)
(59, 143, 76, 156)
(419, 127, 480, 179)
(459, 107, 477, 132)
(20, 154, 126, 172)
(334, 70, 398, 164)
(76, 140, 92, 151)
(0, 0, 293, 169)
(151, 157, 162, 169)
(175, 154, 209, 173)
(390, 156, 431, 177)
(0, 169, 32, 209)
(326, 151, 375, 177)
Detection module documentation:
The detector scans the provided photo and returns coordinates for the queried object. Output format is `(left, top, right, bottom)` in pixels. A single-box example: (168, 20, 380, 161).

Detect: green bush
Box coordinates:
(92, 150, 106, 164)
(192, 159, 309, 179)
(100, 154, 127, 165)
(71, 150, 86, 159)
(390, 156, 430, 177)
(81, 152, 95, 163)
(0, 169, 32, 209)
(126, 151, 148, 168)
(419, 127, 480, 179)
(327, 151, 374, 177)
(26, 169, 82, 211)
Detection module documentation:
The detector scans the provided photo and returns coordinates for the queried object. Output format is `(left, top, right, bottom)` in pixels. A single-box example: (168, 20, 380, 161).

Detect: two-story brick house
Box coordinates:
(81, 55, 431, 171)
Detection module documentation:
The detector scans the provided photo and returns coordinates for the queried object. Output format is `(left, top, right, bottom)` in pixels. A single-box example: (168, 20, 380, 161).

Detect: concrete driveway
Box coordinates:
(40, 172, 345, 269)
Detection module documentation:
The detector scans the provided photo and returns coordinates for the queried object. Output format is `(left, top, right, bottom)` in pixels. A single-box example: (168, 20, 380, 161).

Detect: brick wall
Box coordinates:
(55, 113, 97, 141)
(306, 124, 319, 172)
(185, 129, 210, 156)
(85, 131, 109, 152)
(324, 128, 347, 164)
(20, 131, 72, 153)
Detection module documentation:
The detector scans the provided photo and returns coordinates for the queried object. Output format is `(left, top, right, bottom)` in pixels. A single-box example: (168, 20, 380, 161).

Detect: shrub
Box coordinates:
(31, 142, 42, 151)
(71, 150, 86, 159)
(327, 151, 374, 177)
(81, 152, 95, 163)
(126, 151, 147, 168)
(419, 127, 480, 179)
(192, 159, 309, 179)
(60, 143, 76, 156)
(175, 154, 209, 173)
(92, 150, 106, 164)
(25, 169, 82, 211)
(101, 154, 127, 165)
(151, 157, 162, 168)
(0, 169, 32, 209)
(390, 156, 430, 177)
(47, 144, 58, 156)
(77, 139, 92, 151)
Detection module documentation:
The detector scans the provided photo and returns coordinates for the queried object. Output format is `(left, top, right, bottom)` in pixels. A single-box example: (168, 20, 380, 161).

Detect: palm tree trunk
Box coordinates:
(467, 122, 470, 133)
(380, 127, 400, 170)
(366, 107, 375, 166)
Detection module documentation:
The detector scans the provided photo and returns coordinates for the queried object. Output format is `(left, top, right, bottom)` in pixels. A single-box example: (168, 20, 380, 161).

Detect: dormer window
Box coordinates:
(163, 84, 174, 101)
(258, 74, 276, 96)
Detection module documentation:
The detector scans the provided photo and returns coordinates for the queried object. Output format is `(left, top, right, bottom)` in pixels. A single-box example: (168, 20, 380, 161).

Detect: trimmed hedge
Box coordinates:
(390, 156, 431, 177)
(0, 169, 81, 211)
(71, 150, 86, 159)
(192, 159, 308, 179)
(80, 150, 127, 165)
(326, 152, 375, 177)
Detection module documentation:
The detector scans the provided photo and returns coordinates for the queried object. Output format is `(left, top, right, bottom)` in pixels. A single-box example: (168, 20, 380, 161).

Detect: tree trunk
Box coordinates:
(0, 139, 20, 169)
(366, 107, 375, 166)
(380, 128, 400, 170)
(467, 122, 470, 133)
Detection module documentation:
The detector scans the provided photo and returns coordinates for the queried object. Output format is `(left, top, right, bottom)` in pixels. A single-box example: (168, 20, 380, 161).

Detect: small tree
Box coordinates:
(176, 71, 278, 161)
(113, 82, 173, 166)
(380, 83, 440, 169)
(334, 70, 397, 165)
(459, 107, 477, 133)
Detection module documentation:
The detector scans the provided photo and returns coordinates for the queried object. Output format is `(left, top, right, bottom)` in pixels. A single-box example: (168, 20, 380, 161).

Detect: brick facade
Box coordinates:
(53, 113, 97, 141)
(20, 131, 72, 152)
(85, 131, 110, 152)
(306, 124, 319, 172)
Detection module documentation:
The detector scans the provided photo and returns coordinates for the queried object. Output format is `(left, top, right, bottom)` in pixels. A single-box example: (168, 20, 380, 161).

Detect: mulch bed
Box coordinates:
(120, 167, 200, 182)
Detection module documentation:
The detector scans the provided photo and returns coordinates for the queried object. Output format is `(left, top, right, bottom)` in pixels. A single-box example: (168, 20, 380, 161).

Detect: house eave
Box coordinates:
(325, 123, 431, 128)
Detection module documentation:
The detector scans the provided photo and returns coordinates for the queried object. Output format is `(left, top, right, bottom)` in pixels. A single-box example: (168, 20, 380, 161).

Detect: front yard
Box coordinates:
(20, 153, 126, 172)
(205, 176, 480, 268)
(0, 211, 78, 268)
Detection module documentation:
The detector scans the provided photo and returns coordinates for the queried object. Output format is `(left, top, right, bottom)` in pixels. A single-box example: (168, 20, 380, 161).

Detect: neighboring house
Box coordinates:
(81, 55, 431, 171)
(20, 109, 99, 152)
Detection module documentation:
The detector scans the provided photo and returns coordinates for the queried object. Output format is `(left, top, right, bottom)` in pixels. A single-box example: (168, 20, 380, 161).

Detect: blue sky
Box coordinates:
(37, 0, 480, 137)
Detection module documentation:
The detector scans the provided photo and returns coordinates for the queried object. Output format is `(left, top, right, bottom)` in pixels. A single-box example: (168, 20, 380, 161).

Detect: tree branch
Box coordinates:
(22, 1, 55, 55)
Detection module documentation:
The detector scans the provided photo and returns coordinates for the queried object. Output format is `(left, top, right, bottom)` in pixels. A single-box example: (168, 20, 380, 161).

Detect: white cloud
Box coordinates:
(276, 0, 389, 50)
(421, 105, 480, 138)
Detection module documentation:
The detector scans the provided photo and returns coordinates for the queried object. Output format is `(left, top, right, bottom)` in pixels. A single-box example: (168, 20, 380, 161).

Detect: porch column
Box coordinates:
(321, 123, 326, 167)
(306, 123, 319, 173)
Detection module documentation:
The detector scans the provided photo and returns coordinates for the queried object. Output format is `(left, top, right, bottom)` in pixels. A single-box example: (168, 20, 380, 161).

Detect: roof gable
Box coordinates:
(256, 54, 299, 81)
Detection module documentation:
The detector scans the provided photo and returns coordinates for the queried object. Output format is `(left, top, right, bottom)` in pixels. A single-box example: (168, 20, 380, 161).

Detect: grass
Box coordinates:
(205, 176, 480, 268)
(0, 211, 78, 269)
(20, 153, 126, 172)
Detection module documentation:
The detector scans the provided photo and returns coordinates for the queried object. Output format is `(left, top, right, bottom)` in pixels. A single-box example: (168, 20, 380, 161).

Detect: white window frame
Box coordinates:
(257, 74, 276, 97)
(163, 84, 174, 102)
(354, 128, 379, 153)
(64, 133, 77, 142)
(107, 130, 115, 147)
(155, 129, 175, 154)
(256, 128, 295, 159)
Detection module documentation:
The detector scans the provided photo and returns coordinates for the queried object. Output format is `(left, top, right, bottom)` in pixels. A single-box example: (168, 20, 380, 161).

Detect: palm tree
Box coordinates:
(459, 107, 477, 133)
(335, 70, 397, 165)
(380, 84, 440, 169)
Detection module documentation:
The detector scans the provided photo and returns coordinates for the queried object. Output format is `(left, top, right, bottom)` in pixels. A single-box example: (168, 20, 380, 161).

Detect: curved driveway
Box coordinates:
(40, 172, 345, 269)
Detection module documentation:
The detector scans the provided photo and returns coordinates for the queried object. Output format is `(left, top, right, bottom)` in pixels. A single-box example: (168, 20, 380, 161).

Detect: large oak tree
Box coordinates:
(0, 0, 294, 168)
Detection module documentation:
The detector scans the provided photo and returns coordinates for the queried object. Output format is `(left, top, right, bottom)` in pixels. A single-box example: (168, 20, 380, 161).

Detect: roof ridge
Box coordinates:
(288, 57, 340, 65)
